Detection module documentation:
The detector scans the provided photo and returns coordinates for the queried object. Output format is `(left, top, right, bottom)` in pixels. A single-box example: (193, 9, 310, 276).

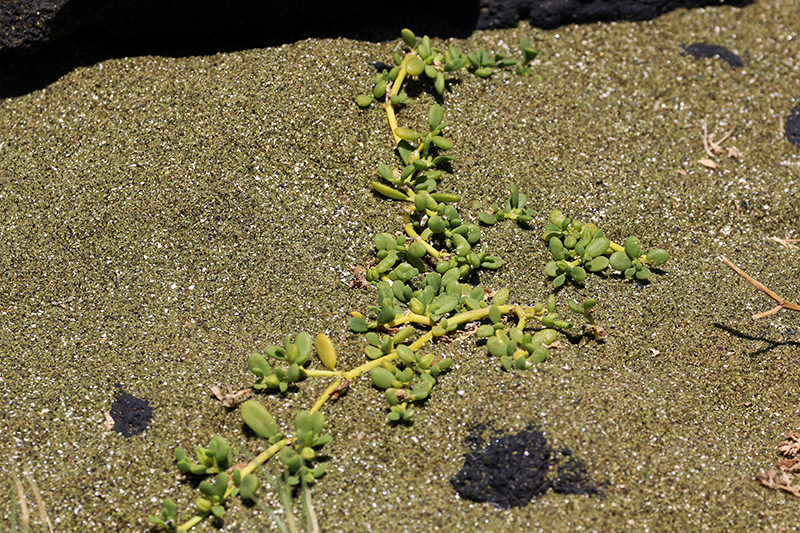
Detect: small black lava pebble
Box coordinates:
(786, 103, 800, 148)
(110, 391, 152, 438)
(682, 43, 743, 68)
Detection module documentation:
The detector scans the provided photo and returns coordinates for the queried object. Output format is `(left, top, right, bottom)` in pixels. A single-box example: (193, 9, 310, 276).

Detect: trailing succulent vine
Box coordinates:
(149, 29, 669, 531)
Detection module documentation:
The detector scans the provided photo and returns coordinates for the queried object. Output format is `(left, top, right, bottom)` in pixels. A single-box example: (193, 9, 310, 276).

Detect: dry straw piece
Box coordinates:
(716, 255, 800, 319)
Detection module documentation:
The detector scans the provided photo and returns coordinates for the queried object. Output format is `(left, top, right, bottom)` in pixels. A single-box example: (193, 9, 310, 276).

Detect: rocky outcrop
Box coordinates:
(1, 0, 754, 57)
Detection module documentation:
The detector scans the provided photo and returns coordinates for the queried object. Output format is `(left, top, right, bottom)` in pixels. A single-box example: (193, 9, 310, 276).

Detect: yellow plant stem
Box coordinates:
(407, 329, 436, 351)
(403, 212, 440, 259)
(178, 514, 206, 532)
(389, 59, 408, 98)
(309, 329, 435, 414)
(385, 104, 401, 145)
(450, 305, 510, 326)
(513, 305, 527, 330)
(385, 312, 435, 328)
(384, 54, 415, 144)
(309, 381, 343, 414)
(241, 439, 291, 478)
(304, 369, 342, 378)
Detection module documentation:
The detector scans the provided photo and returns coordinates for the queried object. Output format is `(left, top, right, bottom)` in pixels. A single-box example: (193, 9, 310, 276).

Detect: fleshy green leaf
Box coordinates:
(584, 237, 610, 259)
(247, 353, 272, 378)
(239, 474, 258, 500)
(394, 127, 420, 142)
(295, 332, 312, 361)
(624, 236, 642, 259)
(348, 316, 369, 333)
(371, 181, 409, 201)
(428, 104, 444, 131)
(609, 251, 632, 271)
(647, 249, 669, 265)
(434, 71, 445, 94)
(586, 256, 609, 272)
(568, 300, 584, 315)
(242, 401, 279, 440)
(406, 56, 425, 77)
(431, 136, 454, 150)
(401, 28, 417, 48)
(371, 367, 396, 390)
(549, 237, 565, 260)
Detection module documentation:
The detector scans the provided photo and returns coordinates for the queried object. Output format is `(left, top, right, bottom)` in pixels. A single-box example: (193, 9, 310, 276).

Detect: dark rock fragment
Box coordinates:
(450, 425, 597, 508)
(681, 43, 743, 67)
(1, 0, 755, 57)
(479, 0, 753, 30)
(786, 103, 800, 149)
(110, 390, 152, 438)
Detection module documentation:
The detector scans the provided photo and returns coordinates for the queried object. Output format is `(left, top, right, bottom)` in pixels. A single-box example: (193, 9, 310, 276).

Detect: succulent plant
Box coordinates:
(151, 27, 668, 532)
(542, 209, 669, 286)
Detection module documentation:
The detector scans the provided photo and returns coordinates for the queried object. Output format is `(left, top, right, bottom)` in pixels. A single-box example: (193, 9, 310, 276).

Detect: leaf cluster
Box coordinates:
(474, 293, 569, 370)
(149, 498, 177, 529)
(195, 472, 230, 519)
(357, 30, 539, 109)
(349, 267, 497, 333)
(420, 202, 502, 271)
(278, 411, 331, 486)
(165, 433, 262, 526)
(567, 298, 606, 340)
(174, 435, 233, 475)
(248, 332, 337, 392)
(361, 326, 416, 359)
(479, 324, 557, 370)
(195, 467, 259, 519)
(369, 343, 452, 422)
(371, 104, 454, 200)
(477, 183, 536, 224)
(543, 210, 669, 286)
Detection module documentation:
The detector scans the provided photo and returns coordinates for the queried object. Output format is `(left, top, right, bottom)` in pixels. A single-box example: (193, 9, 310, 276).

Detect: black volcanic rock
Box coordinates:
(681, 42, 744, 67)
(1, 0, 754, 57)
(110, 390, 152, 438)
(787, 103, 800, 149)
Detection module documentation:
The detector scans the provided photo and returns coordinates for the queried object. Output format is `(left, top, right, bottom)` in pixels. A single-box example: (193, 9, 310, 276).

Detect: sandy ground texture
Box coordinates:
(1, 1, 799, 532)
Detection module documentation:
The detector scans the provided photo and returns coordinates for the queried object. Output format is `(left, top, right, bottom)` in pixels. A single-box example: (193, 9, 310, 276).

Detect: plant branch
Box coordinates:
(385, 54, 413, 144)
(403, 212, 441, 259)
(717, 255, 800, 319)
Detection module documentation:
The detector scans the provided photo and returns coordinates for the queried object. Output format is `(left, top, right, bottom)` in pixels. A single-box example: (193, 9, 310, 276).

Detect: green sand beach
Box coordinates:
(1, 1, 799, 531)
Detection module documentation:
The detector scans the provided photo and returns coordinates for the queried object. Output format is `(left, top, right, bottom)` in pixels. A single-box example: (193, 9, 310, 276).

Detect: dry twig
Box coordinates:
(768, 236, 800, 250)
(757, 432, 800, 497)
(716, 255, 800, 319)
(703, 118, 736, 157)
(210, 385, 251, 408)
(23, 466, 54, 533)
(13, 472, 30, 528)
(756, 469, 800, 497)
(779, 431, 800, 457)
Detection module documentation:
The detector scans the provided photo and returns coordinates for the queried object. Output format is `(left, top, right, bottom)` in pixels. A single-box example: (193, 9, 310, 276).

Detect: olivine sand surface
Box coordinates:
(1, 1, 799, 531)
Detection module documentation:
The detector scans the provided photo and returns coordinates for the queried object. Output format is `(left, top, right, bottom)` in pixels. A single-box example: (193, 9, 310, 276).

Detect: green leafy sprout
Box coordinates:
(542, 209, 669, 287)
(149, 28, 668, 531)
